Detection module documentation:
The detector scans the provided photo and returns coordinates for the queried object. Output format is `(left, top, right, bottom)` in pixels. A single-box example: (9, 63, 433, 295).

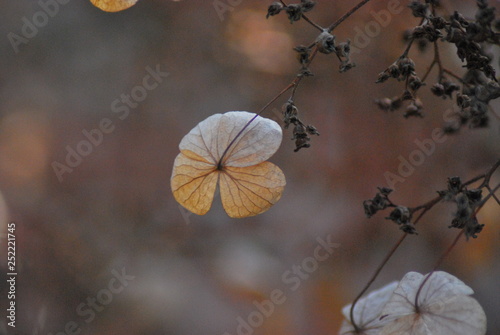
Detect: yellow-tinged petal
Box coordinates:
(219, 162, 285, 218)
(171, 150, 218, 215)
(90, 0, 138, 12)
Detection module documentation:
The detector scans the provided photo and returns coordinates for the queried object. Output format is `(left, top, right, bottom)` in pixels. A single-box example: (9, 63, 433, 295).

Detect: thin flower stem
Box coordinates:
(401, 18, 426, 58)
(349, 233, 408, 332)
(291, 47, 319, 101)
(401, 38, 416, 59)
(349, 195, 442, 330)
(414, 230, 464, 313)
(218, 46, 320, 165)
(421, 60, 437, 83)
(479, 158, 500, 188)
(411, 195, 442, 214)
(486, 184, 500, 205)
(477, 183, 500, 210)
(443, 69, 466, 84)
(327, 0, 372, 32)
(463, 173, 487, 186)
(434, 40, 443, 80)
(421, 41, 443, 83)
(302, 15, 324, 31)
(217, 83, 295, 166)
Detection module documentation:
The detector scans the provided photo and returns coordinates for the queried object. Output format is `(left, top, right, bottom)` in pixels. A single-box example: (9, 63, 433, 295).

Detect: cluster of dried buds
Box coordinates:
(282, 100, 319, 152)
(363, 187, 417, 234)
(363, 175, 488, 238)
(438, 177, 484, 239)
(266, 1, 316, 23)
(375, 0, 499, 130)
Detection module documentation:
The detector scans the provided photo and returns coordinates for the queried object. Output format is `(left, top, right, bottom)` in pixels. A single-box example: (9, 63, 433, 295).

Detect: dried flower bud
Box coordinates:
(409, 75, 425, 91)
(400, 222, 418, 234)
(431, 83, 445, 97)
(375, 98, 392, 111)
(299, 68, 314, 77)
(363, 200, 378, 218)
(417, 38, 428, 52)
(294, 45, 310, 65)
(443, 81, 460, 97)
(339, 61, 356, 73)
(391, 97, 403, 110)
(376, 72, 391, 83)
(316, 31, 336, 54)
(447, 176, 462, 194)
(386, 206, 411, 225)
(466, 189, 482, 204)
(266, 2, 284, 18)
(293, 123, 307, 136)
(335, 40, 351, 58)
(430, 16, 446, 29)
(285, 4, 303, 23)
(363, 188, 395, 218)
(300, 0, 316, 12)
(401, 90, 413, 101)
(306, 125, 320, 136)
(282, 101, 298, 129)
(454, 193, 472, 220)
(282, 100, 298, 116)
(452, 11, 469, 28)
(294, 137, 310, 152)
(397, 57, 415, 79)
(378, 187, 393, 195)
(456, 93, 471, 108)
(404, 101, 423, 118)
(388, 63, 400, 78)
(465, 217, 484, 239)
(372, 193, 391, 210)
(408, 1, 429, 18)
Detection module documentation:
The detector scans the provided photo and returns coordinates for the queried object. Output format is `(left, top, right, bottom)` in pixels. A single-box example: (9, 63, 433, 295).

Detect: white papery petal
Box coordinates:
(172, 111, 285, 218)
(178, 111, 282, 168)
(380, 271, 486, 335)
(339, 282, 398, 335)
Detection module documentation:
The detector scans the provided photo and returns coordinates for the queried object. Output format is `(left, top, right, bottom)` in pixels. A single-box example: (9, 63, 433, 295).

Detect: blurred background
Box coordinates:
(0, 0, 499, 334)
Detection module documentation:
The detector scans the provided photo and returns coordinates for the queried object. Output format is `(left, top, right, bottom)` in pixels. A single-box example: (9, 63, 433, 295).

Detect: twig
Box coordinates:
(327, 0, 372, 32)
(414, 230, 463, 312)
(349, 234, 407, 332)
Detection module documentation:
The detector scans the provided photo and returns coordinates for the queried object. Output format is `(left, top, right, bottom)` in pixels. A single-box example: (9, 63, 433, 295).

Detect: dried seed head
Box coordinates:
(266, 2, 284, 18)
(397, 58, 416, 79)
(376, 72, 391, 83)
(447, 176, 462, 194)
(388, 63, 400, 78)
(409, 75, 425, 91)
(285, 4, 303, 23)
(294, 45, 311, 66)
(316, 31, 336, 54)
(456, 93, 471, 108)
(306, 125, 320, 136)
(386, 206, 411, 225)
(408, 1, 429, 18)
(431, 83, 446, 97)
